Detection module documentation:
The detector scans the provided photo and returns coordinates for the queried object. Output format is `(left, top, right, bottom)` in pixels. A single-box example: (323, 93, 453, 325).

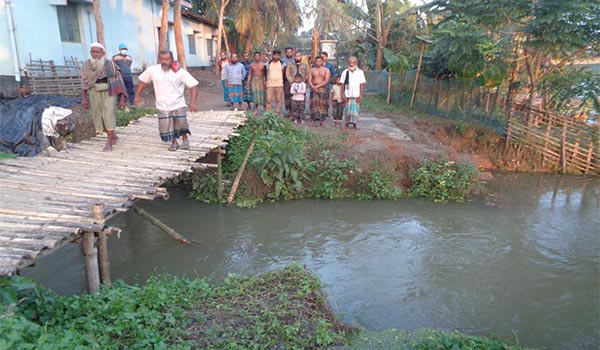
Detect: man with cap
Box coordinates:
(112, 43, 135, 104)
(81, 42, 127, 151)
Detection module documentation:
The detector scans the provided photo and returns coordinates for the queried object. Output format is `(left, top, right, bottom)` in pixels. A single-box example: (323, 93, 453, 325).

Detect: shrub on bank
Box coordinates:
(408, 158, 479, 202)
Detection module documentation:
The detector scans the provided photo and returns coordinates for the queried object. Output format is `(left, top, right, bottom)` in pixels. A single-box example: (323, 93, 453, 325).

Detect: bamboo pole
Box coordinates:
(82, 231, 100, 294)
(560, 123, 567, 174)
(410, 42, 425, 108)
(387, 69, 392, 105)
(227, 136, 256, 204)
(132, 206, 197, 246)
(91, 204, 111, 287)
(217, 148, 223, 202)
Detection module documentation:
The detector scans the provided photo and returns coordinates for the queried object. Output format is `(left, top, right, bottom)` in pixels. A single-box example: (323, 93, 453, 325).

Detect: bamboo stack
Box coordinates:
(0, 111, 246, 276)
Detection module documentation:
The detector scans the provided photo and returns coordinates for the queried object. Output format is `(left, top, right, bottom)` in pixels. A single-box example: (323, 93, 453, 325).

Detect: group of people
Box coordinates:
(81, 42, 198, 152)
(218, 48, 366, 128)
(81, 42, 366, 153)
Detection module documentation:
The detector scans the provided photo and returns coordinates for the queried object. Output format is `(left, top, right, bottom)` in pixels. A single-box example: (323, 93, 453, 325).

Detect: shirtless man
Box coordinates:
(308, 56, 330, 126)
(246, 51, 266, 112)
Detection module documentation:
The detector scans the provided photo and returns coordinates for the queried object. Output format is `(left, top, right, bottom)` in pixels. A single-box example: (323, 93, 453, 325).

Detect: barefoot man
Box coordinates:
(246, 52, 266, 112)
(81, 42, 127, 151)
(308, 56, 330, 127)
(134, 50, 198, 151)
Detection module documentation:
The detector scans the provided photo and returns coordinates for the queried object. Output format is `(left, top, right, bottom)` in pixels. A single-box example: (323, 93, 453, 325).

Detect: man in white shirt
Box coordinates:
(340, 56, 366, 129)
(134, 50, 198, 151)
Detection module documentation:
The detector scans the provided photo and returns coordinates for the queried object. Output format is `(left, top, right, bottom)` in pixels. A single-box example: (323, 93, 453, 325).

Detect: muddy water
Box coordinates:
(24, 173, 599, 350)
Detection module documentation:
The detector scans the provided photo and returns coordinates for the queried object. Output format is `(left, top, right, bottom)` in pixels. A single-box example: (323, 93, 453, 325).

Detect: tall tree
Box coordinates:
(159, 0, 170, 53)
(210, 0, 232, 58)
(92, 0, 105, 48)
(370, 0, 402, 70)
(173, 0, 187, 68)
(425, 0, 600, 109)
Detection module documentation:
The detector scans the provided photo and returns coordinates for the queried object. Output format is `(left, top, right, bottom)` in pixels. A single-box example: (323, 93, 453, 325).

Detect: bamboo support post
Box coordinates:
(91, 203, 111, 287)
(217, 148, 223, 202)
(560, 124, 567, 174)
(227, 136, 256, 204)
(133, 206, 197, 246)
(82, 231, 100, 294)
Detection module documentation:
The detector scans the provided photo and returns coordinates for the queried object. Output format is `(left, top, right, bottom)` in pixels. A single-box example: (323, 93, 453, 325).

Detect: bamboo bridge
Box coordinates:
(0, 111, 245, 291)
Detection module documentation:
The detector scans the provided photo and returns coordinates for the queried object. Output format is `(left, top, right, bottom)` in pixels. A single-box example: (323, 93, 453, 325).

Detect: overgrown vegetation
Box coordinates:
(0, 266, 348, 350)
(408, 158, 479, 202)
(116, 106, 157, 127)
(191, 112, 407, 205)
(1, 267, 535, 350)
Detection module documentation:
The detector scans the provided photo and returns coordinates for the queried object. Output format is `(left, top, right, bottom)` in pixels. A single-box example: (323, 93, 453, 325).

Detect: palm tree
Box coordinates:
(159, 0, 169, 53)
(92, 0, 105, 48)
(233, 0, 301, 53)
(173, 0, 187, 68)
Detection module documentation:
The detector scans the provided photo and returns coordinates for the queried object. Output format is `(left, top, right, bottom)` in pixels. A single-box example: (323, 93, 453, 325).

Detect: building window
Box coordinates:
(56, 4, 81, 43)
(188, 35, 196, 55)
(206, 39, 213, 57)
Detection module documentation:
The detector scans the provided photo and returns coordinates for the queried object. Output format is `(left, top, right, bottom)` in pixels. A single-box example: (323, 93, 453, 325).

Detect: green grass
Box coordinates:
(116, 106, 157, 127)
(0, 152, 16, 160)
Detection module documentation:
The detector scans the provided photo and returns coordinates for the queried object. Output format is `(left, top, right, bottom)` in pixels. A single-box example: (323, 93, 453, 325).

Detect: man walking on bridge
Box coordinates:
(81, 42, 127, 152)
(134, 50, 198, 151)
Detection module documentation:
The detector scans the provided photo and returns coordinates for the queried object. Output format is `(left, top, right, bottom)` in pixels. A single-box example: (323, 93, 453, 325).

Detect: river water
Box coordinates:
(24, 173, 599, 350)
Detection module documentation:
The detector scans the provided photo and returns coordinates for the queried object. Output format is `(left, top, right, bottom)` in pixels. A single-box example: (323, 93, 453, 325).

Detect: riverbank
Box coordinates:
(1, 265, 533, 349)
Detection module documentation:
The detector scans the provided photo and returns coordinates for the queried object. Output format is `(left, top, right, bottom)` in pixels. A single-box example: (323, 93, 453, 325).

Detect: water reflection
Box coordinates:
(23, 173, 599, 350)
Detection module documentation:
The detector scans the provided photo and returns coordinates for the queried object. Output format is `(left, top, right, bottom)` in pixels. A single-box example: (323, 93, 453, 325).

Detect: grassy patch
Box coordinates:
(0, 266, 349, 350)
(0, 151, 16, 160)
(348, 328, 533, 350)
(116, 106, 157, 127)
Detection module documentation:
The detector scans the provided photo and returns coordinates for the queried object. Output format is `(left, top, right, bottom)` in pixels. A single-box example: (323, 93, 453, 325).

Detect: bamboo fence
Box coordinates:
(506, 104, 598, 174)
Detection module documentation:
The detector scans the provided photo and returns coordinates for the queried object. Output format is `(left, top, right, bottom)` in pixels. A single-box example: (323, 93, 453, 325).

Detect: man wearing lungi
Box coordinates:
(247, 52, 266, 113)
(340, 56, 366, 129)
(308, 56, 331, 127)
(241, 52, 253, 110)
(265, 50, 285, 114)
(134, 50, 198, 151)
(81, 42, 127, 152)
(224, 53, 247, 111)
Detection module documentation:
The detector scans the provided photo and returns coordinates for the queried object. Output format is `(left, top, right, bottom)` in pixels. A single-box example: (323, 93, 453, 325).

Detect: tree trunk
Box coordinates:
(215, 0, 230, 59)
(92, 0, 105, 48)
(173, 0, 187, 68)
(159, 0, 169, 55)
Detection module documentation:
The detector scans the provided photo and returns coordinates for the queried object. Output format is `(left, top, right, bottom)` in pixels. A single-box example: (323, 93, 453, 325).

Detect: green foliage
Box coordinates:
(190, 172, 221, 203)
(1, 266, 347, 350)
(0, 152, 16, 160)
(310, 151, 358, 199)
(360, 94, 404, 114)
(348, 328, 532, 350)
(408, 158, 478, 202)
(116, 107, 157, 127)
(356, 165, 403, 200)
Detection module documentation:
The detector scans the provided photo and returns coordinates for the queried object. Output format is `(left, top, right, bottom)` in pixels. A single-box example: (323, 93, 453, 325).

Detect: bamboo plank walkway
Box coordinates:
(0, 111, 245, 276)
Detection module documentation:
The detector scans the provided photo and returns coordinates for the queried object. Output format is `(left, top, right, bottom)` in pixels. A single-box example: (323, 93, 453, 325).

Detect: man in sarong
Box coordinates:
(321, 51, 336, 116)
(340, 56, 366, 129)
(265, 49, 284, 114)
(281, 47, 294, 115)
(225, 53, 247, 111)
(247, 52, 266, 113)
(81, 42, 127, 151)
(241, 52, 253, 110)
(308, 56, 330, 127)
(218, 51, 230, 107)
(134, 50, 198, 151)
